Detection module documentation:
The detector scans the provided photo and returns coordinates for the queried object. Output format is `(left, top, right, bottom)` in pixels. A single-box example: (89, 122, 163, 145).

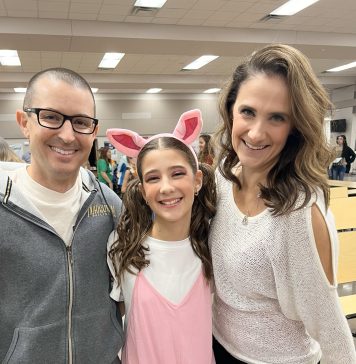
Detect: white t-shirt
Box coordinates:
(11, 166, 88, 245)
(107, 233, 202, 320)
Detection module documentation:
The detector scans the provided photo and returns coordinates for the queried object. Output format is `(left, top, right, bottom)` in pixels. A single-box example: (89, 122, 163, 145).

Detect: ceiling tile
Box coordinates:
(38, 1, 69, 12)
(70, 2, 101, 13)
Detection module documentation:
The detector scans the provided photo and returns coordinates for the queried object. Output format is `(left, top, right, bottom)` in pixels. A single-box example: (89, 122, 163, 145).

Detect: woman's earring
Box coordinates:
(146, 200, 149, 205)
(195, 190, 199, 196)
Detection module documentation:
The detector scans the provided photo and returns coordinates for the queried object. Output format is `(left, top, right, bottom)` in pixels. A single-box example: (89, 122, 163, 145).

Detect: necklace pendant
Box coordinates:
(242, 215, 248, 225)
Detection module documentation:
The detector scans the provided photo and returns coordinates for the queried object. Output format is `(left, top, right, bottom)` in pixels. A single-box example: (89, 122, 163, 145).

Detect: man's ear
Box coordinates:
(16, 110, 30, 139)
(93, 123, 99, 138)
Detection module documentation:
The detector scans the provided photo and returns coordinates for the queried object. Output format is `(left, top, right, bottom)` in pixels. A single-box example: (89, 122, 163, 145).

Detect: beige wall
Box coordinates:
(0, 94, 220, 147)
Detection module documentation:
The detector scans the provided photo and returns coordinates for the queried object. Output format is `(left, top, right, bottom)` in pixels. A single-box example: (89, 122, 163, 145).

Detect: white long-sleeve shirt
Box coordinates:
(209, 170, 356, 364)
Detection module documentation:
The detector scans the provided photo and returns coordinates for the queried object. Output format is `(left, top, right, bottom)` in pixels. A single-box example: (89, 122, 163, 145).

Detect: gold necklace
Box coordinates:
(241, 192, 261, 225)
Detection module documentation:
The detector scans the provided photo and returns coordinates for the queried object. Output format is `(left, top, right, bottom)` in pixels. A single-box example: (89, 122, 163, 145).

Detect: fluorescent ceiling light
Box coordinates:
(91, 88, 98, 93)
(203, 88, 221, 94)
(270, 0, 319, 16)
(134, 0, 167, 8)
(146, 88, 162, 94)
(14, 88, 27, 93)
(98, 53, 125, 69)
(0, 50, 21, 66)
(326, 62, 356, 72)
(183, 55, 219, 70)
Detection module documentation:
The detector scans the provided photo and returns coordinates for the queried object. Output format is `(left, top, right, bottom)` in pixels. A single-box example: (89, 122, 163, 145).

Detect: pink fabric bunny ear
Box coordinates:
(106, 129, 147, 158)
(173, 109, 202, 145)
(106, 109, 203, 160)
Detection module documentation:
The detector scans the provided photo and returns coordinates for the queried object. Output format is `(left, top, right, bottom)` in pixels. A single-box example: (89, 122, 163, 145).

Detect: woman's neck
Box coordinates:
(237, 165, 267, 193)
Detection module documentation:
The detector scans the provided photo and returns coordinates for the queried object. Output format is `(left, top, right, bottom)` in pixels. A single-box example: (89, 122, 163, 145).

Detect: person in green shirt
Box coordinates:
(97, 146, 113, 189)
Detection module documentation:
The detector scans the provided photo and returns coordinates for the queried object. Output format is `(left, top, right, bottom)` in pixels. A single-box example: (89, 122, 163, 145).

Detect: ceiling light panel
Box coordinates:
(270, 0, 320, 16)
(0, 50, 21, 66)
(326, 62, 356, 72)
(134, 0, 167, 8)
(98, 53, 125, 69)
(146, 88, 162, 93)
(183, 55, 219, 70)
(203, 88, 221, 94)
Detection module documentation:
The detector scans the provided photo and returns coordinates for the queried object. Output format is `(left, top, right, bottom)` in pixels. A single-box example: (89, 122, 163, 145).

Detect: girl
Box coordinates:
(210, 44, 356, 363)
(106, 110, 216, 364)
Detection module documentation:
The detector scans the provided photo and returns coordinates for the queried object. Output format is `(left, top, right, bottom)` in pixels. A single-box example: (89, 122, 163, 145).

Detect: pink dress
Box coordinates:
(122, 270, 214, 364)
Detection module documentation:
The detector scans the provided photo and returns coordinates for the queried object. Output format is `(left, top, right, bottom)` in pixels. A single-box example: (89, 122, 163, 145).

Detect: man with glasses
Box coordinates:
(0, 68, 123, 363)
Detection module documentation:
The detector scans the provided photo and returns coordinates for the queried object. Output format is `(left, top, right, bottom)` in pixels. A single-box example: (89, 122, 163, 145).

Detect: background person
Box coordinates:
(198, 134, 215, 165)
(97, 146, 114, 189)
(0, 68, 123, 363)
(330, 134, 356, 179)
(0, 136, 23, 162)
(107, 110, 216, 364)
(210, 44, 356, 364)
(120, 156, 137, 194)
(21, 150, 32, 163)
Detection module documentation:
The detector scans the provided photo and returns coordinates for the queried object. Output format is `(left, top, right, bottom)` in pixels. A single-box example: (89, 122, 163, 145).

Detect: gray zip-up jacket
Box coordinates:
(0, 166, 124, 363)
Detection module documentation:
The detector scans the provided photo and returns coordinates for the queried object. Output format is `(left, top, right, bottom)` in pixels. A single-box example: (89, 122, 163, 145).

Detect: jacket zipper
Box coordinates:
(66, 244, 74, 364)
(66, 191, 97, 363)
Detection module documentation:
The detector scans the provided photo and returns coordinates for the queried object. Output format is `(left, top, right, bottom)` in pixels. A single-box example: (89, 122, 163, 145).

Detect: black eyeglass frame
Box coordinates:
(24, 107, 98, 135)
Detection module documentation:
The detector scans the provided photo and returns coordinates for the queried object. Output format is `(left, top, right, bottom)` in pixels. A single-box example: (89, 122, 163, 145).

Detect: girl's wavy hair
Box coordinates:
(108, 137, 217, 286)
(216, 43, 333, 214)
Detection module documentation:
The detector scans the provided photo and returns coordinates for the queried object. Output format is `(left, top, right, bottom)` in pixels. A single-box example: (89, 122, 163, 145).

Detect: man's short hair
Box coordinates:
(23, 68, 96, 116)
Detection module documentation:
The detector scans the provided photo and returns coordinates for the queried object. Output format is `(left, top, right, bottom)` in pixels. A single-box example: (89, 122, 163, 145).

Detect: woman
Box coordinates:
(198, 134, 215, 165)
(96, 146, 113, 189)
(210, 44, 356, 363)
(331, 134, 356, 179)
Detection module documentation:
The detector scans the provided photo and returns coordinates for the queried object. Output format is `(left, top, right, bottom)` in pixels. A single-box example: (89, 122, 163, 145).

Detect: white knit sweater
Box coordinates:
(209, 171, 356, 364)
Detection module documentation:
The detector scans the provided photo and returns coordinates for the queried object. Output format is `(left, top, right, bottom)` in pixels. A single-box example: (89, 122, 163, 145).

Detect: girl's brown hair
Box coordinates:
(109, 137, 216, 285)
(216, 43, 333, 214)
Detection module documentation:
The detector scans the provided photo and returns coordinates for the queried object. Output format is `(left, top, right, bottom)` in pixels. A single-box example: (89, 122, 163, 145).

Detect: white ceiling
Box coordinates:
(1, 0, 356, 96)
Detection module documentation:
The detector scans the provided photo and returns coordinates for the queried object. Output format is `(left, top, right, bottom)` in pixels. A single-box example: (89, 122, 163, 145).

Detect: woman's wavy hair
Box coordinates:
(216, 43, 333, 214)
(109, 137, 217, 285)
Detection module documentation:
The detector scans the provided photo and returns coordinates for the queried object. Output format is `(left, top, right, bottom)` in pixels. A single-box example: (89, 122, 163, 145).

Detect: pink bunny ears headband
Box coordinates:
(106, 109, 202, 167)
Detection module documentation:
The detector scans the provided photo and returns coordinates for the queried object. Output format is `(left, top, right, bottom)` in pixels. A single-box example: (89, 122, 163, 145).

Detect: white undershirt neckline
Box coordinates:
(13, 166, 86, 245)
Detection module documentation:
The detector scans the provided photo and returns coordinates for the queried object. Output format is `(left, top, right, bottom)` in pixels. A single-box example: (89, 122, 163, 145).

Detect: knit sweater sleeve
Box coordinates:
(272, 194, 356, 364)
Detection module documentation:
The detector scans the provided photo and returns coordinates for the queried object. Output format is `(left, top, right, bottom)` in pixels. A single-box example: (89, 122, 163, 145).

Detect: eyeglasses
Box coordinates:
(24, 108, 98, 135)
